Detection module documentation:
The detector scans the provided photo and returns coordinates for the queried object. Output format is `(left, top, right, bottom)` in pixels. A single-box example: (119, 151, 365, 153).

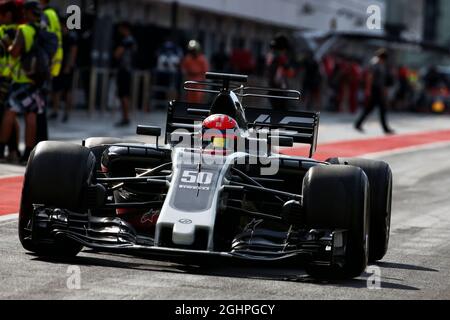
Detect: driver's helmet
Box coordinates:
(202, 114, 239, 152)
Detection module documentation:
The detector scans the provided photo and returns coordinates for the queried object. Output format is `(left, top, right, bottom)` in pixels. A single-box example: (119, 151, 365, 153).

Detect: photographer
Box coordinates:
(266, 34, 295, 111)
(0, 0, 45, 163)
(0, 0, 22, 162)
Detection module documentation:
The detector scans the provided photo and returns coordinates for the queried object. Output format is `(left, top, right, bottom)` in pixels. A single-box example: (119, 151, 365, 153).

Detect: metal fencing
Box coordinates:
(71, 67, 305, 115)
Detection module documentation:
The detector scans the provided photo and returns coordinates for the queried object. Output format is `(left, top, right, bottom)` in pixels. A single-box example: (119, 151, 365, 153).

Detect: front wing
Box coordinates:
(30, 206, 347, 267)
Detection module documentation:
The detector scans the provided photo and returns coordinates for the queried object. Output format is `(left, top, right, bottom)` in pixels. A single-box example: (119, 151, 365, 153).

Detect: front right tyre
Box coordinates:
(327, 158, 393, 262)
(302, 165, 370, 279)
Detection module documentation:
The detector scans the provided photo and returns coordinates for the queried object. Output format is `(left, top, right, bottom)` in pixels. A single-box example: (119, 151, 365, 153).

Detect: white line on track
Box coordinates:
(0, 213, 18, 223)
(0, 174, 24, 180)
(362, 140, 450, 159)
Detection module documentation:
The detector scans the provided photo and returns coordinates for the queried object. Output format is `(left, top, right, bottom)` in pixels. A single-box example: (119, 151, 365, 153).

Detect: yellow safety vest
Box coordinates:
(0, 24, 17, 79)
(11, 24, 36, 84)
(0, 26, 7, 78)
(44, 7, 63, 77)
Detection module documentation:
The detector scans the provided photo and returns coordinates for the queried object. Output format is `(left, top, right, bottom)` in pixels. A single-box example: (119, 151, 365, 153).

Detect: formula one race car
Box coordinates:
(18, 72, 392, 279)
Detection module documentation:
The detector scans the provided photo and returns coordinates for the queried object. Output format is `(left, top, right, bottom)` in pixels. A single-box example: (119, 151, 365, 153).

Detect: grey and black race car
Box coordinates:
(18, 72, 392, 279)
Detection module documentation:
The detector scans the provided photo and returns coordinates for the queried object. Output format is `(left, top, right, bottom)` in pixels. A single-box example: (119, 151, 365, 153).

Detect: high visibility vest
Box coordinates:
(0, 24, 17, 79)
(0, 26, 8, 78)
(10, 24, 35, 84)
(43, 7, 63, 77)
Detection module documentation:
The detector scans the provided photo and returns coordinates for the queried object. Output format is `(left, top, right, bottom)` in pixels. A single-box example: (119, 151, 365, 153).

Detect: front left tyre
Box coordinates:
(19, 141, 95, 257)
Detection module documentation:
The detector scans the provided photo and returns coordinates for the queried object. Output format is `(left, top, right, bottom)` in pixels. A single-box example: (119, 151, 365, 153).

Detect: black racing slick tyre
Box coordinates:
(327, 158, 393, 262)
(18, 141, 95, 257)
(302, 165, 370, 279)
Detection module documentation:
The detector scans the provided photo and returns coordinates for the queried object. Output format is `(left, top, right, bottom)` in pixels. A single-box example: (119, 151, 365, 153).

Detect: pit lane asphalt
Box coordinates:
(0, 144, 449, 299)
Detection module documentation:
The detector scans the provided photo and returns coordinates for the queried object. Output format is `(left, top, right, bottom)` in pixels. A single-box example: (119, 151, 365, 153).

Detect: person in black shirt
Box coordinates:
(301, 51, 322, 111)
(114, 22, 136, 127)
(49, 16, 78, 123)
(355, 49, 395, 134)
(0, 0, 21, 162)
(423, 66, 443, 90)
(211, 42, 229, 73)
(266, 34, 294, 110)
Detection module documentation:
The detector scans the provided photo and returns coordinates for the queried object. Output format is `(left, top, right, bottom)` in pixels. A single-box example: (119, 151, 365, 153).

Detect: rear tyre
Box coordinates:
(19, 141, 95, 257)
(302, 165, 370, 279)
(327, 158, 392, 262)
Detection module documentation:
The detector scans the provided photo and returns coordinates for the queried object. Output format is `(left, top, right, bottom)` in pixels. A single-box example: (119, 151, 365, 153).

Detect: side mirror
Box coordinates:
(136, 126, 162, 137)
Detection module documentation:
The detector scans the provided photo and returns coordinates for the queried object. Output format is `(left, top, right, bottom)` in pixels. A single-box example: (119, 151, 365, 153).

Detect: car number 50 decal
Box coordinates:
(181, 171, 213, 185)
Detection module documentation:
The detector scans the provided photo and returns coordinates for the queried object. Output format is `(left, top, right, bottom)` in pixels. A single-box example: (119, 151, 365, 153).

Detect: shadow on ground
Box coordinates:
(376, 261, 438, 273)
(30, 250, 423, 292)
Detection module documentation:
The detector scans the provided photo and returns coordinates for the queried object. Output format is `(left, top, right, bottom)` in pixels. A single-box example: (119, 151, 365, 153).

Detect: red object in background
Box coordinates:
(14, 0, 24, 7)
(0, 176, 23, 215)
(230, 48, 255, 74)
(398, 66, 409, 80)
(335, 60, 351, 112)
(322, 55, 335, 78)
(181, 53, 209, 103)
(348, 62, 362, 113)
(283, 66, 296, 79)
(430, 87, 450, 98)
(282, 129, 450, 161)
(0, 0, 26, 24)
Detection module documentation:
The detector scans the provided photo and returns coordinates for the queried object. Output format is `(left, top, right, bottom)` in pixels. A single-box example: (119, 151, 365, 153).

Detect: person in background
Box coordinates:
(332, 54, 350, 112)
(40, 0, 61, 76)
(355, 49, 395, 134)
(348, 58, 362, 113)
(181, 39, 209, 104)
(230, 38, 255, 75)
(393, 65, 411, 110)
(0, 0, 44, 163)
(113, 21, 137, 127)
(322, 52, 337, 111)
(38, 0, 62, 142)
(49, 15, 77, 122)
(423, 66, 442, 91)
(211, 42, 229, 73)
(300, 50, 322, 111)
(0, 1, 20, 162)
(416, 65, 444, 112)
(266, 34, 295, 110)
(155, 39, 182, 106)
(0, 0, 22, 163)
